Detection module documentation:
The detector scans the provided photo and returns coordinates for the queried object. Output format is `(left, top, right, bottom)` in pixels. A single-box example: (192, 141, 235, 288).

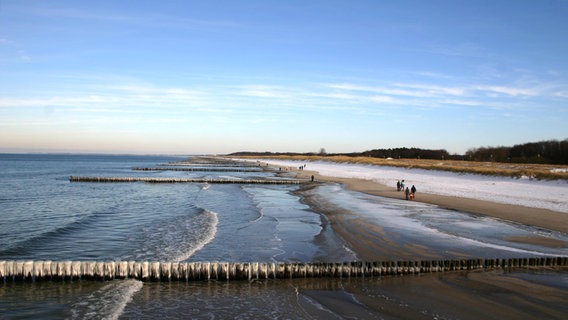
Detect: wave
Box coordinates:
(240, 185, 265, 224)
(445, 233, 568, 257)
(175, 209, 218, 262)
(249, 207, 265, 223)
(131, 207, 219, 262)
(0, 212, 109, 258)
(69, 279, 143, 320)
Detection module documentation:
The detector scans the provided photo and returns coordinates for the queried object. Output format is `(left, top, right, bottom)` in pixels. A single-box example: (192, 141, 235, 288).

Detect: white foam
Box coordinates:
(458, 235, 568, 256)
(314, 182, 568, 256)
(70, 279, 143, 320)
(175, 209, 218, 262)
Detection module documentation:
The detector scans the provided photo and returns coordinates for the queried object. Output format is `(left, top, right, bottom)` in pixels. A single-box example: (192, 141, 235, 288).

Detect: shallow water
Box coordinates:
(0, 154, 353, 263)
(2, 272, 566, 319)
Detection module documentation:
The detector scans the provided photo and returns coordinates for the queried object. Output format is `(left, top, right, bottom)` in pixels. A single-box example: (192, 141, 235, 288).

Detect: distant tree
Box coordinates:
(465, 139, 568, 164)
(359, 147, 449, 160)
(228, 138, 568, 164)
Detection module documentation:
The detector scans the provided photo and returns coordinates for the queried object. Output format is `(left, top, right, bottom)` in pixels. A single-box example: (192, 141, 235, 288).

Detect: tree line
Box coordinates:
(464, 139, 568, 164)
(229, 139, 568, 164)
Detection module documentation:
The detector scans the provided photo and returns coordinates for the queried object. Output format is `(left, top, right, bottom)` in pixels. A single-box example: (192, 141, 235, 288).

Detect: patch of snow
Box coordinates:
(258, 159, 568, 213)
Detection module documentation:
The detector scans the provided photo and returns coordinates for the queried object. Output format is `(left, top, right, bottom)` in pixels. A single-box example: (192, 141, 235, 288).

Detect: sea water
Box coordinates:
(0, 154, 566, 319)
(0, 154, 351, 263)
(0, 154, 357, 318)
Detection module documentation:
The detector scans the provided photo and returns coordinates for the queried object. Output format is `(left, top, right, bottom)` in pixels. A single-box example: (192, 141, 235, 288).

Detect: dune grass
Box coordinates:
(234, 155, 568, 181)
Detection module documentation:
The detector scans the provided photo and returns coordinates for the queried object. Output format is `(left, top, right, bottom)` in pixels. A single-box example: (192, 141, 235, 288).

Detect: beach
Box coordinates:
(294, 169, 568, 249)
(1, 154, 566, 319)
(276, 163, 568, 319)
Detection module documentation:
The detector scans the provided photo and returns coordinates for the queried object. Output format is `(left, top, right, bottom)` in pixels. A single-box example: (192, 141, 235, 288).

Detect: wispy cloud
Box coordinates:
(0, 86, 208, 112)
(474, 85, 537, 97)
(369, 96, 397, 104)
(393, 83, 466, 96)
(327, 80, 568, 103)
(236, 85, 291, 99)
(412, 71, 455, 79)
(2, 75, 566, 126)
(304, 92, 358, 100)
(325, 83, 433, 98)
(326, 83, 463, 99)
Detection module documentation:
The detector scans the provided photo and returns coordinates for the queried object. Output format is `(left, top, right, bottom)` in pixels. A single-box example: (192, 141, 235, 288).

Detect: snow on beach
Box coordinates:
(255, 159, 568, 214)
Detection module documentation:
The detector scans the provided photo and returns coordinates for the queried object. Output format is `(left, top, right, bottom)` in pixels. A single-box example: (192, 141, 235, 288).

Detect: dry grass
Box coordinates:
(234, 155, 568, 181)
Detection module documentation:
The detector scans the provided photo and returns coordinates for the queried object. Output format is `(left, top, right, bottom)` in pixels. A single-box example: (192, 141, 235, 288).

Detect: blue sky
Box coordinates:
(1, 0, 567, 155)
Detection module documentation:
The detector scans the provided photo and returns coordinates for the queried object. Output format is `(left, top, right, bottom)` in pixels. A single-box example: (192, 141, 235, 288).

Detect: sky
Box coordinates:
(1, 0, 567, 155)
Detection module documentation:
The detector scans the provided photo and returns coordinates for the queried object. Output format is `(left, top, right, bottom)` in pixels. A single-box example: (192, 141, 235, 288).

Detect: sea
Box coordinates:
(1, 154, 567, 319)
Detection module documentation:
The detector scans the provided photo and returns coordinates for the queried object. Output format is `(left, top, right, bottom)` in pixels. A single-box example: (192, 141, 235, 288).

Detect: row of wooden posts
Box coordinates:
(161, 162, 260, 167)
(69, 176, 305, 184)
(132, 167, 263, 172)
(2, 257, 566, 282)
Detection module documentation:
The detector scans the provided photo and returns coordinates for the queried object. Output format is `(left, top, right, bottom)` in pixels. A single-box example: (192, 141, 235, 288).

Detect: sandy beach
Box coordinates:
(284, 165, 568, 319)
(293, 169, 568, 245)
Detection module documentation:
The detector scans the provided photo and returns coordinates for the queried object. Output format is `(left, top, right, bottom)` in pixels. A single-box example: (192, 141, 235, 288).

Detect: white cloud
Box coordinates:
(413, 71, 455, 79)
(369, 95, 396, 104)
(377, 88, 433, 98)
(305, 92, 357, 100)
(235, 85, 290, 98)
(440, 99, 484, 107)
(474, 85, 537, 97)
(393, 83, 466, 96)
(325, 82, 460, 98)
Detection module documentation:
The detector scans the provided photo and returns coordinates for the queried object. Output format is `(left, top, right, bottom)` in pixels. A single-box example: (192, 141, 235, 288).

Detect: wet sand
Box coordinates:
(294, 169, 568, 235)
(296, 270, 568, 320)
(287, 166, 568, 319)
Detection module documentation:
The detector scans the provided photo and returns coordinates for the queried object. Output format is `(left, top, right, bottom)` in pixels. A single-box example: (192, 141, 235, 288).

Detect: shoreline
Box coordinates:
(282, 166, 568, 260)
(286, 162, 568, 318)
(292, 169, 568, 235)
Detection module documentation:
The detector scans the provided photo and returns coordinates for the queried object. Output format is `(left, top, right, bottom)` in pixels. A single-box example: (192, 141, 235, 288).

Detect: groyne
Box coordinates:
(132, 167, 263, 172)
(69, 176, 305, 184)
(161, 163, 261, 167)
(1, 258, 566, 282)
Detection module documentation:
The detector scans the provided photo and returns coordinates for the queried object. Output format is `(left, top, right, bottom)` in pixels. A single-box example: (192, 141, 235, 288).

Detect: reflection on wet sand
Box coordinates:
(292, 178, 568, 319)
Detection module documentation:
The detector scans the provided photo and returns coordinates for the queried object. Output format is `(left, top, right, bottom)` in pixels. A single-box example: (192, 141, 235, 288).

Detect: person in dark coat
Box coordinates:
(396, 180, 401, 191)
(411, 185, 416, 196)
(405, 187, 410, 200)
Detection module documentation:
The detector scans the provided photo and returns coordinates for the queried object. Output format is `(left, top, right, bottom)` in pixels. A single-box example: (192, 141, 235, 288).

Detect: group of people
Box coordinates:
(396, 179, 416, 200)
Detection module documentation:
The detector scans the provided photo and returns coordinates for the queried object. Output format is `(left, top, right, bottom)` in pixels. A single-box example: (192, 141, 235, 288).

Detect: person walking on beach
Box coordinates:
(405, 187, 410, 200)
(397, 180, 401, 191)
(411, 185, 416, 197)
